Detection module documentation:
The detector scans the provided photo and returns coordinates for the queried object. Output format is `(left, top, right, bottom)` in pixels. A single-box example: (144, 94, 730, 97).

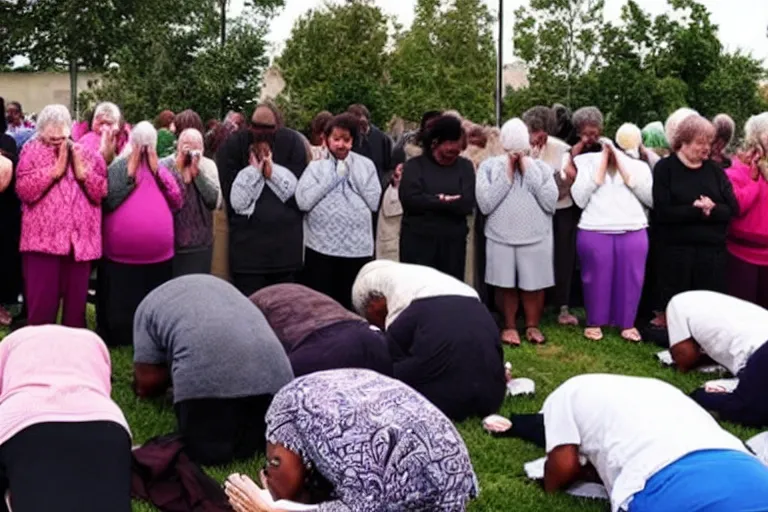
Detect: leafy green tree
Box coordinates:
(275, 0, 393, 130)
(389, 0, 497, 123)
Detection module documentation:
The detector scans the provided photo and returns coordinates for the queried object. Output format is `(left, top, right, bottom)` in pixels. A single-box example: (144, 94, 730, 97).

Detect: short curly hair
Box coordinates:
(324, 113, 359, 143)
(742, 112, 768, 153)
(572, 106, 603, 134)
(522, 106, 556, 135)
(420, 115, 463, 152)
(670, 115, 715, 152)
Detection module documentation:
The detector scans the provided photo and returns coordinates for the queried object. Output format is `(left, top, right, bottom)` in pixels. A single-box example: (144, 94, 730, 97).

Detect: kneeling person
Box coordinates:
(250, 284, 392, 377)
(133, 274, 294, 466)
(667, 290, 768, 427)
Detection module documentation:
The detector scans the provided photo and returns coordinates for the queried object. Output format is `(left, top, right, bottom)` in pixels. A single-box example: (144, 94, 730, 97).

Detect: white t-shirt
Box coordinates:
(667, 291, 768, 375)
(542, 374, 750, 512)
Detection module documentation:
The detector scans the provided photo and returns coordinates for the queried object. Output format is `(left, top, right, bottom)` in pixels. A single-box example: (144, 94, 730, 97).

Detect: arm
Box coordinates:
(230, 165, 266, 216)
(198, 157, 223, 208)
(194, 172, 220, 210)
(265, 163, 298, 203)
(544, 445, 583, 493)
(76, 146, 108, 205)
(15, 145, 60, 204)
(475, 158, 512, 215)
(652, 161, 703, 223)
(455, 162, 476, 215)
(156, 166, 184, 211)
(104, 158, 136, 212)
(348, 158, 382, 211)
(525, 159, 559, 214)
(295, 162, 341, 211)
(398, 159, 448, 213)
(619, 157, 654, 208)
(726, 170, 761, 216)
(569, 155, 599, 209)
(708, 168, 739, 222)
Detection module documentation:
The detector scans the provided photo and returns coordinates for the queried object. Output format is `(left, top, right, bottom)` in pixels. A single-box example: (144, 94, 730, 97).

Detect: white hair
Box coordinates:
(118, 121, 157, 158)
(177, 128, 203, 149)
(36, 104, 72, 134)
(664, 108, 698, 148)
(572, 107, 604, 133)
(500, 118, 531, 153)
(743, 113, 768, 153)
(93, 102, 121, 123)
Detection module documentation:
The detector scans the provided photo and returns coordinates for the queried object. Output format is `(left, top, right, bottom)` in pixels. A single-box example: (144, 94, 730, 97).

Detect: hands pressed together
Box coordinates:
(128, 145, 159, 179)
(225, 472, 286, 512)
(693, 195, 716, 217)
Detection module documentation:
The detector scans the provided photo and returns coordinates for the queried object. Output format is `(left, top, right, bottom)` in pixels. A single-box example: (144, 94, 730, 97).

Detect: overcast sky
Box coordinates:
(232, 0, 768, 63)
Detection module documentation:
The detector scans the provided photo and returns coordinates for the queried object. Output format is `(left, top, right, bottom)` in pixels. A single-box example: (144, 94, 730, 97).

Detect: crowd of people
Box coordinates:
(1, 93, 768, 511)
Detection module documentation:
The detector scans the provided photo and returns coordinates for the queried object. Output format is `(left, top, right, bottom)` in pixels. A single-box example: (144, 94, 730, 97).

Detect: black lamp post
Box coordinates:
(496, 0, 504, 127)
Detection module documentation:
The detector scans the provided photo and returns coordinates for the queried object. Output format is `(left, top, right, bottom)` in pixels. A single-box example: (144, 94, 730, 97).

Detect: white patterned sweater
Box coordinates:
(295, 152, 382, 258)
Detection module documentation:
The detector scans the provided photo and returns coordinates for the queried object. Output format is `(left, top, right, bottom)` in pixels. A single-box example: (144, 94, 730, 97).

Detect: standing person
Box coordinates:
(652, 114, 738, 325)
(77, 102, 124, 167)
(155, 110, 177, 158)
(710, 113, 735, 169)
(296, 114, 381, 310)
(308, 110, 332, 161)
(15, 104, 107, 328)
(224, 370, 478, 512)
(347, 104, 393, 183)
(724, 113, 768, 308)
(133, 275, 294, 466)
(667, 291, 768, 427)
(4, 101, 34, 149)
(216, 103, 309, 296)
(0, 326, 132, 512)
(160, 129, 219, 277)
(99, 122, 183, 347)
(0, 98, 21, 327)
(523, 106, 577, 325)
(571, 136, 653, 342)
(477, 118, 558, 345)
(399, 115, 475, 281)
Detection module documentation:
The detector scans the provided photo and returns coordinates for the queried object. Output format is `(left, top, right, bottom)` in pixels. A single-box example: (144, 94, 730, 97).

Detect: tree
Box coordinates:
(275, 0, 393, 130)
(389, 0, 497, 123)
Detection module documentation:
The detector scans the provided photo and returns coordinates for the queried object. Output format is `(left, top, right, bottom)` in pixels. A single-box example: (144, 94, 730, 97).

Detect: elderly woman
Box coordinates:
(225, 369, 478, 512)
(399, 115, 475, 281)
(571, 128, 654, 341)
(352, 260, 505, 420)
(15, 104, 107, 327)
(98, 121, 183, 347)
(523, 106, 576, 325)
(133, 275, 293, 466)
(250, 284, 392, 377)
(652, 114, 739, 325)
(0, 98, 20, 327)
(296, 114, 381, 310)
(477, 118, 558, 345)
(711, 113, 736, 169)
(159, 128, 219, 277)
(725, 113, 768, 308)
(0, 326, 132, 511)
(78, 102, 123, 166)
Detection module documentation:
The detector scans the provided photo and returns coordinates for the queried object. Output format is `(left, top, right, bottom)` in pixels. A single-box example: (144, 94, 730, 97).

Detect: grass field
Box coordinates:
(0, 307, 759, 511)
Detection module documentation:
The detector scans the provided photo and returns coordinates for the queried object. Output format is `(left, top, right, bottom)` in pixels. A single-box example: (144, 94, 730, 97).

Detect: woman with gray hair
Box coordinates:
(724, 112, 768, 308)
(711, 113, 736, 169)
(78, 102, 124, 165)
(652, 114, 738, 325)
(15, 104, 107, 327)
(477, 118, 558, 345)
(98, 121, 183, 346)
(160, 128, 220, 277)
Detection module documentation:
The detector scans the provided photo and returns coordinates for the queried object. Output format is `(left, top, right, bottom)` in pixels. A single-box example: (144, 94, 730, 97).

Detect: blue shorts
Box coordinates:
(630, 449, 768, 512)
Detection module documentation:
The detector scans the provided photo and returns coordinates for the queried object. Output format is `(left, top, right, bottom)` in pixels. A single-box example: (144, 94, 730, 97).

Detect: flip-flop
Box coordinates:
(526, 326, 546, 344)
(584, 327, 603, 341)
(482, 414, 513, 436)
(501, 329, 521, 346)
(557, 311, 579, 326)
(621, 328, 642, 343)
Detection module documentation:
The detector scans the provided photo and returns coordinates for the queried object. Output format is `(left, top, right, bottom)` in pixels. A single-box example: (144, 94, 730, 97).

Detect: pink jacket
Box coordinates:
(16, 139, 107, 261)
(725, 158, 768, 266)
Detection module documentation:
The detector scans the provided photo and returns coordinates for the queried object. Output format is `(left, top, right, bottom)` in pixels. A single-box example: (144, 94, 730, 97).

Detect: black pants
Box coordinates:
(553, 206, 580, 307)
(656, 244, 726, 309)
(232, 271, 297, 297)
(302, 249, 369, 311)
(400, 229, 466, 282)
(172, 246, 213, 278)
(97, 258, 173, 347)
(175, 395, 272, 466)
(504, 413, 546, 448)
(0, 421, 132, 512)
(691, 341, 768, 428)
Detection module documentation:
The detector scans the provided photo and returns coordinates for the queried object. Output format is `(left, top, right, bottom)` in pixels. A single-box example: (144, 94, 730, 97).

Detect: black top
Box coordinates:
(399, 154, 475, 237)
(353, 124, 393, 185)
(216, 128, 308, 274)
(652, 153, 738, 246)
(0, 134, 21, 302)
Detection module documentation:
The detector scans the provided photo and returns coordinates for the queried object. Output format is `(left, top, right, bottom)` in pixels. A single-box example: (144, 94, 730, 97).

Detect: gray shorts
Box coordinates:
(485, 235, 554, 291)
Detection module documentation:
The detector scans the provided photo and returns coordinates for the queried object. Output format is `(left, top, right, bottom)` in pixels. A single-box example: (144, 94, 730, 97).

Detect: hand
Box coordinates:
(53, 140, 70, 179)
(571, 139, 586, 158)
(517, 153, 527, 175)
(392, 163, 403, 187)
(749, 148, 764, 181)
(507, 153, 520, 179)
(261, 150, 273, 181)
(249, 150, 261, 171)
(225, 473, 275, 512)
(146, 146, 159, 175)
(72, 145, 88, 182)
(127, 147, 141, 178)
(563, 161, 577, 181)
(438, 194, 461, 202)
(100, 127, 117, 161)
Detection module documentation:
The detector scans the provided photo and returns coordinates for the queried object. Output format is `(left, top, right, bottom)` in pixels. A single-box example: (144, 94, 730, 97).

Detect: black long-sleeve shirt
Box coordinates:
(652, 153, 739, 246)
(399, 154, 475, 237)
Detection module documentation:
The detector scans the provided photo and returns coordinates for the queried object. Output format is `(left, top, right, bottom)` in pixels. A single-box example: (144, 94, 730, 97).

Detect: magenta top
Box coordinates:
(103, 163, 183, 264)
(16, 139, 107, 261)
(725, 158, 768, 266)
(0, 325, 130, 447)
(79, 130, 128, 157)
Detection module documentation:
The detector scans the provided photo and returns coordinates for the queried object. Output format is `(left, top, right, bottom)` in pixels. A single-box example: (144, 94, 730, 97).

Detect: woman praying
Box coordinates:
(78, 102, 123, 166)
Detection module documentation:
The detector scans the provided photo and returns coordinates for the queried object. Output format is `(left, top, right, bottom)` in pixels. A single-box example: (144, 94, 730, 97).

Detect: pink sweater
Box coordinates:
(79, 130, 128, 156)
(16, 139, 107, 262)
(725, 158, 768, 266)
(0, 325, 130, 447)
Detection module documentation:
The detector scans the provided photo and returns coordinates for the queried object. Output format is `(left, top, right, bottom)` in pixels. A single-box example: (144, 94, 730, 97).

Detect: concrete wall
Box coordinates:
(0, 72, 102, 116)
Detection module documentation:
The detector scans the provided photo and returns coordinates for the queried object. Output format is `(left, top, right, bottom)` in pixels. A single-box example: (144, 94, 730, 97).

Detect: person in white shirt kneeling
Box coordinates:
(668, 290, 768, 427)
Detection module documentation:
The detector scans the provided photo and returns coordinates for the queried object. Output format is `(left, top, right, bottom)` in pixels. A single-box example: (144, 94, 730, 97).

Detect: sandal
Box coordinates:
(525, 326, 546, 344)
(584, 327, 603, 341)
(501, 329, 521, 346)
(621, 328, 642, 343)
(557, 307, 579, 326)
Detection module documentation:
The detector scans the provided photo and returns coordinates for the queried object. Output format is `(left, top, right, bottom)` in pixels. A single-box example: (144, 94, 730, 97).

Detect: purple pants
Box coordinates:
(727, 251, 768, 309)
(577, 229, 648, 329)
(22, 252, 91, 328)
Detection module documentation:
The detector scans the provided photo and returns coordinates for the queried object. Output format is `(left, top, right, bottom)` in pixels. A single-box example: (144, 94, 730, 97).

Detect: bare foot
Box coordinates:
(501, 329, 521, 346)
(558, 307, 579, 326)
(525, 326, 546, 344)
(621, 328, 642, 342)
(584, 327, 603, 341)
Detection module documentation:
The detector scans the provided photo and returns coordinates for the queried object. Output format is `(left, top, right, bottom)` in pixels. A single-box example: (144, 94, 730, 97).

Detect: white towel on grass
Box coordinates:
(524, 457, 609, 501)
(655, 350, 728, 374)
(258, 489, 318, 511)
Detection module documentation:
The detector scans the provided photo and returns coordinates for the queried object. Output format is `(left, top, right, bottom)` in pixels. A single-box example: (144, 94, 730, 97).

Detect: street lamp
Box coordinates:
(496, 0, 503, 127)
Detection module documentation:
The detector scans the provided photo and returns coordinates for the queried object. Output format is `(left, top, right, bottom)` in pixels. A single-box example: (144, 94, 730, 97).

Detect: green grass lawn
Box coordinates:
(0, 307, 759, 511)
